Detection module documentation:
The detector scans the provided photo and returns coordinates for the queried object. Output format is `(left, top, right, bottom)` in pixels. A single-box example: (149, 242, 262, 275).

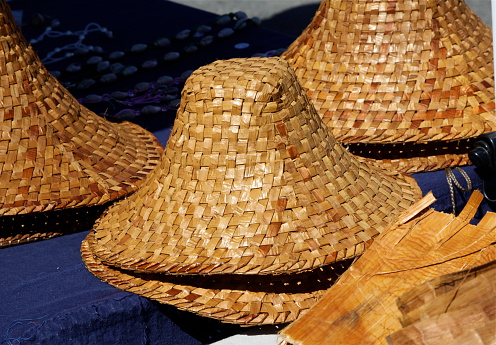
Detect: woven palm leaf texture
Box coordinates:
(82, 57, 421, 325)
(282, 0, 496, 173)
(279, 190, 496, 345)
(0, 1, 163, 246)
(387, 260, 496, 345)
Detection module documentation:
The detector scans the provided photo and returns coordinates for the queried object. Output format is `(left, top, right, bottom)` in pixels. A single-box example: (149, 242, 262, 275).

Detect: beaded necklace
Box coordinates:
(27, 11, 286, 120)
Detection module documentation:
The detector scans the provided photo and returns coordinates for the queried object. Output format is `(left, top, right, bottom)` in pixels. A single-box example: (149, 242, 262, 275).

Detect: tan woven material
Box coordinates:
(279, 191, 496, 345)
(82, 232, 352, 325)
(88, 57, 421, 276)
(282, 0, 496, 173)
(0, 1, 163, 218)
(387, 261, 496, 345)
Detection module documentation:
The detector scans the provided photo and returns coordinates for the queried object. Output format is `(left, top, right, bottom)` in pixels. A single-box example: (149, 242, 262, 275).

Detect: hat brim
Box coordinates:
(81, 231, 352, 325)
(0, 115, 162, 216)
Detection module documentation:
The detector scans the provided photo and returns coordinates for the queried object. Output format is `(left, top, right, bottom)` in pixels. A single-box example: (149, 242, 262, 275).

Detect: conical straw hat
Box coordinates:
(282, 0, 496, 173)
(0, 1, 162, 217)
(88, 57, 421, 276)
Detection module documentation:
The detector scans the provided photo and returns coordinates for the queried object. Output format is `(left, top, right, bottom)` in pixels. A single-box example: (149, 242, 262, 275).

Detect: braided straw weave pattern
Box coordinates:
(89, 57, 421, 276)
(0, 1, 163, 217)
(82, 232, 352, 325)
(282, 0, 496, 173)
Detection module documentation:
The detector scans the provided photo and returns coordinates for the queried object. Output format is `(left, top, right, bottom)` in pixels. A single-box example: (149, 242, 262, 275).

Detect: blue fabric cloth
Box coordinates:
(0, 231, 244, 345)
(414, 166, 494, 221)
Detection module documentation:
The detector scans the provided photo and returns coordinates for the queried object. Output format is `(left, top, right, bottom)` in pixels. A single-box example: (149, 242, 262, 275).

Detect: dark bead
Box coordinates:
(199, 36, 214, 47)
(163, 52, 180, 61)
(140, 105, 162, 115)
(167, 99, 181, 109)
(154, 37, 171, 48)
(216, 14, 232, 26)
(183, 44, 198, 53)
(251, 16, 262, 25)
(176, 29, 191, 40)
(87, 56, 103, 65)
(234, 18, 248, 30)
(235, 11, 248, 20)
(100, 73, 118, 83)
(131, 43, 147, 53)
(97, 61, 110, 72)
(83, 94, 103, 103)
(110, 63, 125, 74)
(195, 25, 212, 34)
(218, 28, 234, 38)
(93, 46, 104, 54)
(157, 76, 174, 85)
(109, 51, 125, 60)
(163, 94, 177, 102)
(122, 66, 138, 76)
(66, 63, 81, 73)
(135, 82, 150, 92)
(77, 78, 96, 89)
(234, 42, 250, 50)
(142, 60, 158, 69)
(180, 70, 194, 81)
(114, 109, 137, 120)
(164, 86, 179, 94)
(110, 91, 129, 100)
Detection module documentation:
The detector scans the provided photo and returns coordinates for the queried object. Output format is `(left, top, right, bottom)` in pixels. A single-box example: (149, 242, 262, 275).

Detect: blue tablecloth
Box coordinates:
(1, 229, 249, 345)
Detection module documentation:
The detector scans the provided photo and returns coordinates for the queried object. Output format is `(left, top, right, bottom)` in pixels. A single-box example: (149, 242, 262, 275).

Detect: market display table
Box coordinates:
(1, 0, 494, 344)
(0, 167, 487, 345)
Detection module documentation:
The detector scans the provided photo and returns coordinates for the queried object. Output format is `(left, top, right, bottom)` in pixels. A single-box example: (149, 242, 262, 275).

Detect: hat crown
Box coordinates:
(0, 7, 56, 116)
(154, 58, 353, 220)
(286, 0, 491, 58)
(282, 0, 495, 145)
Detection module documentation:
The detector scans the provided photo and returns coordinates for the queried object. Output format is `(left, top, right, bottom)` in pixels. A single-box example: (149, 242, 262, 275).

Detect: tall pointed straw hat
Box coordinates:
(83, 56, 421, 324)
(87, 57, 421, 277)
(0, 1, 162, 245)
(282, 0, 496, 173)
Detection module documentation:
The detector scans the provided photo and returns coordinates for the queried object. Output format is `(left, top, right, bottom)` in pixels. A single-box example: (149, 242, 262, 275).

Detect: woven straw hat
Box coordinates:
(87, 57, 421, 276)
(282, 0, 496, 173)
(0, 2, 162, 216)
(0, 2, 162, 246)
